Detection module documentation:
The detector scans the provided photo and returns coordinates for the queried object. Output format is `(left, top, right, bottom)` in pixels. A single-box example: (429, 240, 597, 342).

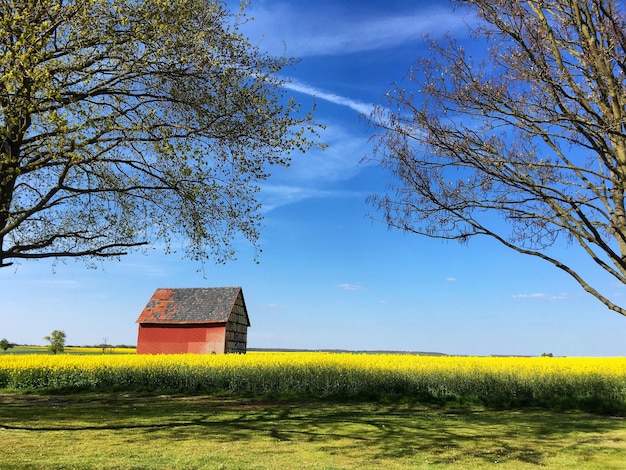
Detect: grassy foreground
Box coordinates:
(0, 393, 625, 469)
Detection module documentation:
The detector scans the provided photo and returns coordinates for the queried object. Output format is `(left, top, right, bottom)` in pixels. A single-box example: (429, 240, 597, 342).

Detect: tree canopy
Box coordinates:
(0, 0, 320, 268)
(369, 0, 626, 316)
(43, 329, 66, 354)
(0, 338, 14, 352)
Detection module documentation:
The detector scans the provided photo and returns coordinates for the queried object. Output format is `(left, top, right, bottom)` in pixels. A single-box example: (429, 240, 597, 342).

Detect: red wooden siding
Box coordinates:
(136, 324, 227, 354)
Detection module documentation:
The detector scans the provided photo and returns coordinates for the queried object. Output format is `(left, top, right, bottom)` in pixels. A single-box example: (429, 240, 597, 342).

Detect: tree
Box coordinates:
(100, 337, 112, 354)
(369, 0, 626, 316)
(43, 330, 66, 354)
(0, 338, 13, 352)
(0, 0, 320, 269)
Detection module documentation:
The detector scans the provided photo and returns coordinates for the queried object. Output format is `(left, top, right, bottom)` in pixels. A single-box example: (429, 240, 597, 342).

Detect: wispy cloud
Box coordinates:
(269, 120, 371, 182)
(38, 278, 80, 288)
(338, 283, 363, 291)
(244, 4, 470, 57)
(513, 293, 546, 299)
(446, 277, 457, 282)
(264, 303, 285, 310)
(283, 80, 375, 115)
(258, 121, 371, 211)
(295, 12, 466, 56)
(512, 293, 570, 300)
(115, 262, 167, 277)
(257, 185, 336, 212)
(0, 274, 80, 289)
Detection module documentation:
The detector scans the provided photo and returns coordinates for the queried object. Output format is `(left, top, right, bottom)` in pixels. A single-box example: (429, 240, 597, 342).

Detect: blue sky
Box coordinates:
(2, 0, 625, 356)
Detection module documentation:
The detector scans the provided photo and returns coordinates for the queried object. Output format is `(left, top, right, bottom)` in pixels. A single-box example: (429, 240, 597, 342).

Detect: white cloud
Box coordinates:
(284, 122, 371, 181)
(243, 4, 470, 57)
(114, 262, 167, 277)
(512, 293, 547, 299)
(0, 270, 80, 289)
(338, 283, 363, 291)
(258, 121, 372, 211)
(283, 80, 375, 115)
(257, 185, 336, 212)
(446, 277, 457, 282)
(296, 12, 464, 56)
(38, 278, 81, 288)
(512, 293, 570, 300)
(550, 293, 571, 301)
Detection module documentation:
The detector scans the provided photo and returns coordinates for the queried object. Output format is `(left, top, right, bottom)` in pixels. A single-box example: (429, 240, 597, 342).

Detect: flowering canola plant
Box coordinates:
(1, 353, 625, 412)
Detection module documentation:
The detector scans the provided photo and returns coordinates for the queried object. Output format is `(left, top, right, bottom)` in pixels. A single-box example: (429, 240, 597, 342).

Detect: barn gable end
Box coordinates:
(225, 293, 249, 353)
(136, 287, 250, 354)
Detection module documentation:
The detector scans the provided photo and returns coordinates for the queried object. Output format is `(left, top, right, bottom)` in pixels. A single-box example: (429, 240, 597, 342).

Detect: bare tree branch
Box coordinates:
(369, 0, 626, 317)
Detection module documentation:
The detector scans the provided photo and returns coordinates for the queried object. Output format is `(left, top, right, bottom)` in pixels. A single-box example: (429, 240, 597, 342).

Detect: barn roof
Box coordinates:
(135, 287, 250, 325)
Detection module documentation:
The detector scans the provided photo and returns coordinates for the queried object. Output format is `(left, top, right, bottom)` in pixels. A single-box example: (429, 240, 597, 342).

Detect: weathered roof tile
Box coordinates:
(136, 287, 247, 324)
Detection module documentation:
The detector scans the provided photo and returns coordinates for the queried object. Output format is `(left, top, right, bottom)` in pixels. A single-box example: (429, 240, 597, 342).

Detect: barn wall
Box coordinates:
(225, 293, 249, 353)
(137, 324, 226, 354)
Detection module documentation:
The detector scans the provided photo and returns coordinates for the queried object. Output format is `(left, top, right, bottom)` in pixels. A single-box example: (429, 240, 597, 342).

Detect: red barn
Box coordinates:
(136, 287, 250, 354)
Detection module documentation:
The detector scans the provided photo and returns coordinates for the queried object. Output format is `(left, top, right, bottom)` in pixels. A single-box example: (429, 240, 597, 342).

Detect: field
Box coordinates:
(4, 345, 136, 355)
(1, 352, 625, 468)
(1, 352, 625, 413)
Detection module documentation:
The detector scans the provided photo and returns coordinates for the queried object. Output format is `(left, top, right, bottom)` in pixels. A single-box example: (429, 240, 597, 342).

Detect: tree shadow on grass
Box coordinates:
(1, 394, 624, 467)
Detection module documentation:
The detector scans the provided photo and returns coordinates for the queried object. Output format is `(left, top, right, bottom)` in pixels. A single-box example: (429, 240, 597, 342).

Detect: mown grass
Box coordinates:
(0, 393, 625, 469)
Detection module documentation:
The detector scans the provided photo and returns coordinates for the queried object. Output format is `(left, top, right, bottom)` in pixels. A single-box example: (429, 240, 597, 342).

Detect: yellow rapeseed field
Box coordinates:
(1, 353, 625, 412)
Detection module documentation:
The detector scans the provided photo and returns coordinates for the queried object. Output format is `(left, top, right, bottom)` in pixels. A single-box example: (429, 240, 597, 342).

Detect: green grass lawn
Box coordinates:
(0, 393, 625, 469)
